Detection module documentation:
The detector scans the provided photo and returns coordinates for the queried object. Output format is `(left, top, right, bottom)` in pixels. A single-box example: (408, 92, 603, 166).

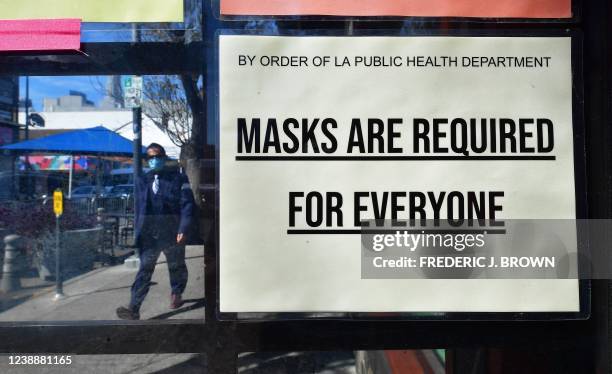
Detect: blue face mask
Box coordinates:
(148, 157, 165, 171)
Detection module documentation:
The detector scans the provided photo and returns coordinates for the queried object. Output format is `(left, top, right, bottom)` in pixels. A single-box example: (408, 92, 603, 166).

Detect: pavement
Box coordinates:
(0, 246, 204, 321)
(0, 246, 360, 374)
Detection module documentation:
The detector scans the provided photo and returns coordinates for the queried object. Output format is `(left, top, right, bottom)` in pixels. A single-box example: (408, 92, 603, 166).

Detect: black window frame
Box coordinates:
(0, 1, 610, 373)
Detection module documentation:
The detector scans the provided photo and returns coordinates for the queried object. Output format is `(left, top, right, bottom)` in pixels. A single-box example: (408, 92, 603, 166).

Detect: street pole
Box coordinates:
(68, 155, 74, 199)
(53, 189, 64, 300)
(54, 214, 64, 300)
(95, 156, 102, 197)
(122, 74, 143, 269)
(133, 106, 142, 182)
(24, 77, 30, 199)
(25, 76, 29, 140)
(131, 105, 142, 263)
(131, 25, 141, 185)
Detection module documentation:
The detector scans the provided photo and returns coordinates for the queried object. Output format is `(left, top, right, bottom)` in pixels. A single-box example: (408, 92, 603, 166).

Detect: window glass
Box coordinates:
(238, 350, 446, 373)
(0, 73, 205, 322)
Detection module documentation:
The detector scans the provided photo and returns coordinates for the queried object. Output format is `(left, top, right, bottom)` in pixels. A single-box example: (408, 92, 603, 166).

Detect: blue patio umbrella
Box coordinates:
(1, 126, 146, 156)
(1, 126, 147, 197)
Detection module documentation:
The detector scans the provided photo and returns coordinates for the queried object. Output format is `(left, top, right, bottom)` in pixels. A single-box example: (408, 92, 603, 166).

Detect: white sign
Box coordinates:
(219, 35, 579, 313)
(123, 76, 143, 109)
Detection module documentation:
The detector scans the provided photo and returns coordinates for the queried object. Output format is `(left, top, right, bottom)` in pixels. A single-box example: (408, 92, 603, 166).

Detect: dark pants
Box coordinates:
(129, 239, 188, 312)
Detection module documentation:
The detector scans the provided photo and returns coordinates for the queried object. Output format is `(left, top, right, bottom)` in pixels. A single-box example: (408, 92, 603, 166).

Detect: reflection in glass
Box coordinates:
(0, 74, 205, 321)
(238, 350, 445, 374)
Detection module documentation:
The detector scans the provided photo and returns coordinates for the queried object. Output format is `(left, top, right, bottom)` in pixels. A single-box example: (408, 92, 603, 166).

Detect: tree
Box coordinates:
(139, 0, 205, 206)
(92, 1, 205, 205)
(141, 74, 204, 207)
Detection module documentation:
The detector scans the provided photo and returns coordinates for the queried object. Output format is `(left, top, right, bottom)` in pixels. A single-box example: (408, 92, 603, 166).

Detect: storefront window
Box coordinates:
(0, 1, 610, 373)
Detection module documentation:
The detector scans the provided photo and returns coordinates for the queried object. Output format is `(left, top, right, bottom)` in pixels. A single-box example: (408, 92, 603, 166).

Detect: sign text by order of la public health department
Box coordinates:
(219, 36, 578, 314)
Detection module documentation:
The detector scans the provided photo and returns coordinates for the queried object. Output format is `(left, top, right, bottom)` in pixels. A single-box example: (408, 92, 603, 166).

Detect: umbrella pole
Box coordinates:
(68, 155, 74, 199)
(96, 156, 102, 195)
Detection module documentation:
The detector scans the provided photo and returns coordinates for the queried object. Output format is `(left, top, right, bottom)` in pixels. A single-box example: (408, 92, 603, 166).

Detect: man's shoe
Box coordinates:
(170, 294, 183, 309)
(116, 306, 140, 320)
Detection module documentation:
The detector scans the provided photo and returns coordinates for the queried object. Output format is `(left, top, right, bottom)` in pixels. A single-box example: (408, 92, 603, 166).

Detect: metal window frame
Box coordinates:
(0, 0, 610, 373)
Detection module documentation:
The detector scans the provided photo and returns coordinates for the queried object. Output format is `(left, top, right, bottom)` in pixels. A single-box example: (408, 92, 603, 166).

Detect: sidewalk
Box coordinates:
(0, 246, 204, 321)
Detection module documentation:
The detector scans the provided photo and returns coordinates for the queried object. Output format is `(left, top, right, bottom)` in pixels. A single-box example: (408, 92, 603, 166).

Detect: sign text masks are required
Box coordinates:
(219, 36, 578, 313)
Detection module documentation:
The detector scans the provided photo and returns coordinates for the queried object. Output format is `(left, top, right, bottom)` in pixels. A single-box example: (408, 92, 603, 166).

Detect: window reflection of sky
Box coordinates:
(19, 76, 106, 111)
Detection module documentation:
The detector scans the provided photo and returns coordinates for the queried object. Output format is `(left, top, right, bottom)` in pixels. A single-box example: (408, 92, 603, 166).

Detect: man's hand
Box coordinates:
(177, 233, 186, 245)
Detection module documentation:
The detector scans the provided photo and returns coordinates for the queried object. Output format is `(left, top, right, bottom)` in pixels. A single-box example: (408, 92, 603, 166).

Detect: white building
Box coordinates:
(20, 77, 182, 158)
(18, 110, 181, 159)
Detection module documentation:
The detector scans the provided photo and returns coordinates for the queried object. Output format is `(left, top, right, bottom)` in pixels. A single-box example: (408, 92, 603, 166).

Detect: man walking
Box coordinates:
(117, 143, 195, 320)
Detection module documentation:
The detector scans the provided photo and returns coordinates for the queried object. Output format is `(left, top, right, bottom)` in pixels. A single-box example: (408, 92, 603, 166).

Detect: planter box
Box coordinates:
(35, 227, 102, 281)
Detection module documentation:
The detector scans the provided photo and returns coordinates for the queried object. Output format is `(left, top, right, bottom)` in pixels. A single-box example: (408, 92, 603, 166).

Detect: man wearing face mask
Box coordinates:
(116, 143, 195, 320)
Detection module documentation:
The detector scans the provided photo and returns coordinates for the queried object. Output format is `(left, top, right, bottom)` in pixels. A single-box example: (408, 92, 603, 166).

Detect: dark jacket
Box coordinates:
(134, 167, 195, 246)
